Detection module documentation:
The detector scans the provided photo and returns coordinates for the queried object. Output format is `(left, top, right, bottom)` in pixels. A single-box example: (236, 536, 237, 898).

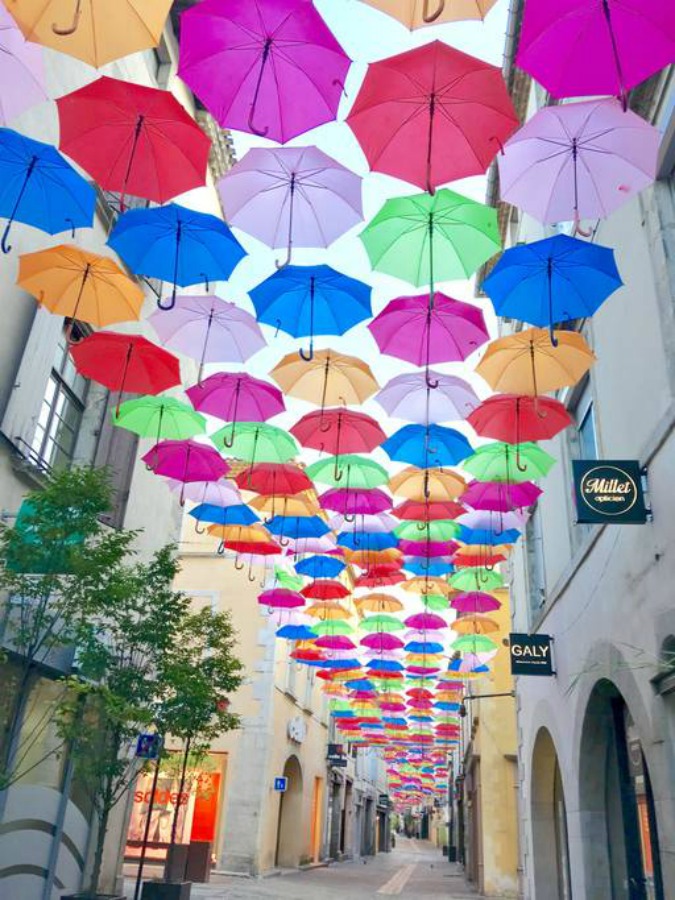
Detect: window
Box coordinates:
(568, 378, 598, 462)
(525, 505, 547, 622)
(31, 328, 88, 471)
(303, 666, 316, 711)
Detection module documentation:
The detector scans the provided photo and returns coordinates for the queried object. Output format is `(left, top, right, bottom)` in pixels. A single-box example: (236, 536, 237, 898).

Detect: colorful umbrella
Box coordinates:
(382, 424, 473, 468)
(301, 582, 351, 601)
(320, 488, 392, 517)
(395, 520, 459, 542)
(338, 531, 398, 552)
(166, 478, 241, 507)
(355, 594, 404, 613)
(211, 422, 297, 465)
(107, 203, 246, 309)
(295, 556, 346, 579)
(331, 513, 398, 534)
(389, 466, 466, 502)
(258, 588, 305, 609)
(267, 515, 330, 543)
(358, 0, 498, 29)
(347, 41, 517, 192)
(461, 480, 542, 512)
(405, 612, 447, 630)
(361, 633, 404, 651)
(57, 76, 211, 208)
(249, 493, 319, 520)
(476, 328, 596, 396)
(393, 500, 465, 521)
(187, 373, 285, 444)
(376, 372, 479, 424)
(451, 634, 497, 653)
(458, 526, 521, 546)
(306, 602, 351, 621)
(220, 147, 363, 268)
(399, 539, 457, 558)
(312, 620, 354, 637)
(458, 508, 527, 532)
(188, 503, 259, 531)
(463, 442, 555, 483)
(178, 0, 351, 142)
(291, 409, 386, 456)
(0, 128, 94, 253)
(0, 5, 46, 126)
(7, 0, 172, 67)
(143, 439, 229, 502)
(306, 455, 389, 489)
(498, 99, 659, 226)
(250, 265, 371, 362)
(449, 568, 503, 592)
(17, 245, 143, 326)
(517, 0, 675, 103)
(113, 397, 205, 442)
(271, 350, 378, 409)
(452, 614, 499, 635)
(235, 462, 313, 497)
(468, 395, 572, 445)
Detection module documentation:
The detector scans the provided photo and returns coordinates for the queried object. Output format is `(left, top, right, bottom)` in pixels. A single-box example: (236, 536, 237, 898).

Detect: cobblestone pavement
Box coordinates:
(125, 838, 476, 899)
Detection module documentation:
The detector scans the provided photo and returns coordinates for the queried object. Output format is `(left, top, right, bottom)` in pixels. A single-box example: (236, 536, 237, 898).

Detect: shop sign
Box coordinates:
(378, 794, 389, 807)
(327, 743, 348, 767)
(572, 460, 648, 524)
(135, 733, 162, 759)
(509, 633, 554, 676)
(274, 776, 288, 792)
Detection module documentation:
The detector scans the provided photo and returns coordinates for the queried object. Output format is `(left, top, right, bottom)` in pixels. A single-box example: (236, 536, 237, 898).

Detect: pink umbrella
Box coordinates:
(320, 488, 393, 517)
(461, 480, 542, 512)
(258, 588, 305, 608)
(165, 478, 241, 507)
(399, 540, 459, 558)
(178, 0, 351, 143)
(376, 371, 479, 424)
(361, 633, 405, 651)
(498, 99, 659, 226)
(451, 592, 502, 614)
(315, 635, 357, 650)
(517, 0, 675, 103)
(187, 372, 285, 445)
(405, 613, 447, 630)
(143, 440, 230, 503)
(219, 146, 363, 267)
(0, 5, 46, 126)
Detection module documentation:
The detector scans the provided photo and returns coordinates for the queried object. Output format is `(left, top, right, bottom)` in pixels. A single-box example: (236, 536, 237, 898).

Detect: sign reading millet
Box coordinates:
(572, 460, 648, 524)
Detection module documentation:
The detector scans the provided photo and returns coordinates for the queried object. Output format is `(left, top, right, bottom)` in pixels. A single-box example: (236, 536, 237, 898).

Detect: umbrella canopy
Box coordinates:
(320, 488, 392, 517)
(498, 99, 659, 225)
(71, 333, 180, 401)
(399, 539, 458, 558)
(188, 503, 259, 528)
(7, 0, 172, 67)
(295, 556, 346, 579)
(468, 395, 572, 444)
(187, 372, 285, 440)
(0, 5, 46, 126)
(306, 455, 389, 489)
(107, 203, 246, 310)
(250, 264, 372, 360)
(393, 500, 465, 521)
(178, 0, 351, 143)
(331, 513, 398, 534)
(220, 147, 363, 267)
(235, 463, 313, 496)
(405, 612, 447, 630)
(452, 634, 497, 653)
(301, 581, 351, 601)
(0, 128, 95, 253)
(267, 515, 330, 542)
(113, 397, 205, 442)
(482, 234, 623, 331)
(382, 424, 473, 468)
(258, 588, 305, 609)
(347, 41, 517, 192)
(476, 328, 596, 396)
(516, 0, 675, 102)
(143, 440, 229, 498)
(461, 480, 542, 512)
(360, 190, 500, 290)
(395, 520, 459, 542)
(376, 372, 479, 424)
(463, 442, 556, 483)
(211, 422, 297, 465)
(17, 245, 143, 326)
(451, 592, 501, 614)
(166, 478, 240, 507)
(356, 594, 404, 613)
(249, 493, 319, 519)
(305, 602, 351, 620)
(449, 568, 503, 592)
(458, 526, 521, 546)
(291, 409, 386, 455)
(358, 0, 498, 29)
(271, 350, 378, 409)
(338, 531, 398, 552)
(458, 508, 527, 532)
(453, 614, 499, 635)
(57, 76, 211, 207)
(389, 466, 466, 502)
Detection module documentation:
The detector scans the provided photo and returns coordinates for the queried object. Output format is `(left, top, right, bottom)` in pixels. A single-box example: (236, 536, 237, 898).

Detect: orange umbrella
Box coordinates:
(359, 0, 497, 28)
(452, 614, 500, 635)
(248, 492, 321, 519)
(389, 466, 466, 502)
(401, 576, 453, 597)
(18, 245, 144, 327)
(9, 0, 173, 67)
(305, 602, 352, 621)
(355, 593, 404, 613)
(270, 349, 379, 408)
(344, 547, 402, 567)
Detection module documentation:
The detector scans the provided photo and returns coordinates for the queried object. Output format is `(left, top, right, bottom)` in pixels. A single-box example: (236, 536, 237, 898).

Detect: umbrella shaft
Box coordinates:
(601, 0, 626, 100)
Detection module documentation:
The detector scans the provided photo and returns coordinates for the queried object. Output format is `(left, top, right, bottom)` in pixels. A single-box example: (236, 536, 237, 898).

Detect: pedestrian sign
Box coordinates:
(274, 776, 288, 792)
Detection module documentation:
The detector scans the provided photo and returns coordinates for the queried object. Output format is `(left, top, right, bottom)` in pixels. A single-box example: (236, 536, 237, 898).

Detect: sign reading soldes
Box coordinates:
(509, 633, 554, 676)
(572, 460, 648, 524)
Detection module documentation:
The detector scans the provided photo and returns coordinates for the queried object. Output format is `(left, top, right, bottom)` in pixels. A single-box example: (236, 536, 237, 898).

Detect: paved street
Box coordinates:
(125, 838, 476, 899)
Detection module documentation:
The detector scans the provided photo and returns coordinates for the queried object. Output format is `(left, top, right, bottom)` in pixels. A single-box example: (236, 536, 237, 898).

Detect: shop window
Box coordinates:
(525, 505, 547, 623)
(568, 378, 598, 463)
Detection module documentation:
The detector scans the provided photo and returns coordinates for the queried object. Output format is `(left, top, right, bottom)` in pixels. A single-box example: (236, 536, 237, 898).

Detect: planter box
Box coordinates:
(141, 882, 191, 900)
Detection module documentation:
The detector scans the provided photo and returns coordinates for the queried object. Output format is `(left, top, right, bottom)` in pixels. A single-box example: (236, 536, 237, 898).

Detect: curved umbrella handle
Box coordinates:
(275, 242, 292, 270)
(53, 0, 82, 35)
(279, 535, 291, 548)
(352, 533, 361, 547)
(234, 556, 245, 570)
(416, 521, 428, 532)
(222, 425, 237, 449)
(194, 520, 206, 536)
(248, 567, 258, 583)
(1, 221, 12, 255)
(248, 105, 269, 137)
(343, 512, 356, 524)
(217, 541, 226, 556)
(426, 371, 439, 390)
(299, 343, 314, 361)
(157, 287, 177, 311)
(422, 0, 445, 23)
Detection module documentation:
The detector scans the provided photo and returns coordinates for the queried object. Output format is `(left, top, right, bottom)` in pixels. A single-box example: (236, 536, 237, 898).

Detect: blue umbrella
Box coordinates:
(382, 425, 473, 468)
(367, 660, 404, 672)
(434, 701, 460, 711)
(188, 503, 259, 531)
(482, 234, 622, 341)
(295, 555, 346, 579)
(108, 203, 246, 310)
(249, 264, 372, 360)
(345, 678, 375, 691)
(458, 526, 521, 546)
(403, 559, 454, 576)
(266, 515, 330, 545)
(276, 625, 316, 641)
(0, 129, 95, 253)
(405, 641, 444, 654)
(337, 531, 398, 551)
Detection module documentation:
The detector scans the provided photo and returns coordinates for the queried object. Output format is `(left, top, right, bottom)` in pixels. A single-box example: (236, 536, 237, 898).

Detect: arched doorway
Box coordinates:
(530, 728, 571, 900)
(275, 755, 303, 868)
(578, 681, 664, 899)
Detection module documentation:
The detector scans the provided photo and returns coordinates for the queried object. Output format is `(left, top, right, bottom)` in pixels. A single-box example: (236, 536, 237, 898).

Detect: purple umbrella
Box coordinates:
(143, 440, 230, 503)
(320, 488, 393, 517)
(451, 592, 502, 614)
(399, 539, 459, 558)
(457, 508, 528, 531)
(178, 0, 351, 143)
(0, 6, 46, 126)
(166, 477, 241, 507)
(186, 372, 285, 446)
(517, 0, 675, 104)
(498, 99, 659, 227)
(376, 371, 479, 424)
(461, 480, 542, 512)
(405, 612, 447, 630)
(287, 536, 339, 555)
(360, 633, 404, 651)
(329, 513, 399, 533)
(219, 146, 363, 267)
(149, 296, 266, 380)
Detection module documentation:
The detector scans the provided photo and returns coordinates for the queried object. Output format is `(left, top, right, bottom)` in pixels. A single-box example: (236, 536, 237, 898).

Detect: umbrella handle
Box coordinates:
(234, 555, 245, 569)
(299, 343, 314, 361)
(425, 371, 439, 390)
(416, 521, 427, 532)
(52, 0, 82, 34)
(279, 536, 290, 548)
(217, 541, 226, 556)
(422, 0, 445, 22)
(195, 520, 206, 535)
(343, 512, 356, 523)
(157, 288, 177, 311)
(276, 173, 296, 270)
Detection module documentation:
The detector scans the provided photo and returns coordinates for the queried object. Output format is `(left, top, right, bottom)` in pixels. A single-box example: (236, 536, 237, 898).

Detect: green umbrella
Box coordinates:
(420, 593, 449, 612)
(463, 441, 555, 483)
(312, 620, 354, 636)
(329, 699, 353, 713)
(449, 569, 504, 592)
(394, 520, 460, 542)
(305, 454, 389, 488)
(359, 189, 500, 293)
(451, 634, 498, 652)
(360, 614, 405, 633)
(113, 396, 205, 441)
(275, 569, 304, 591)
(211, 422, 298, 463)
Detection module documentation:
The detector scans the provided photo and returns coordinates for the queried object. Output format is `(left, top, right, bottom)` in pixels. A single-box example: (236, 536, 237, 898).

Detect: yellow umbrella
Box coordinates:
(9, 0, 173, 67)
(248, 492, 320, 519)
(389, 466, 466, 502)
(454, 543, 512, 557)
(359, 0, 497, 28)
(476, 327, 596, 397)
(355, 593, 404, 613)
(401, 576, 453, 597)
(305, 602, 352, 621)
(206, 524, 272, 543)
(435, 690, 462, 702)
(452, 614, 500, 635)
(18, 245, 144, 327)
(270, 349, 379, 408)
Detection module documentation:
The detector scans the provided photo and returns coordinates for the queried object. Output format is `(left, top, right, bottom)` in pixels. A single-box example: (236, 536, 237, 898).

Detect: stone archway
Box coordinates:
(530, 727, 571, 900)
(275, 755, 304, 868)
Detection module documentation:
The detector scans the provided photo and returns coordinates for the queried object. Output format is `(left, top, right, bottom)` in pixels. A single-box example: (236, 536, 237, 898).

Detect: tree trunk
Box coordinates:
(88, 800, 111, 896)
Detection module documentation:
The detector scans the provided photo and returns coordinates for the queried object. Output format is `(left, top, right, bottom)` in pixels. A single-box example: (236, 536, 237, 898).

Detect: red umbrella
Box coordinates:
(453, 552, 507, 567)
(57, 76, 211, 207)
(468, 394, 572, 445)
(356, 569, 406, 588)
(235, 463, 313, 496)
(393, 500, 465, 521)
(291, 408, 386, 455)
(71, 332, 180, 411)
(347, 41, 518, 193)
(301, 581, 351, 601)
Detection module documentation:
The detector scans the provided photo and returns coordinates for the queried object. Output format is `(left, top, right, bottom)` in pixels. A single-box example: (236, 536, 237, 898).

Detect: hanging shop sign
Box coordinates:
(135, 733, 162, 760)
(327, 743, 348, 767)
(274, 777, 288, 792)
(509, 633, 554, 676)
(572, 460, 648, 524)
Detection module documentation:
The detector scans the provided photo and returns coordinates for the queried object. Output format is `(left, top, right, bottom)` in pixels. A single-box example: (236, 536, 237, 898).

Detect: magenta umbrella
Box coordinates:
(320, 488, 393, 517)
(461, 480, 542, 512)
(258, 588, 305, 608)
(143, 440, 230, 503)
(517, 0, 675, 103)
(498, 99, 659, 227)
(451, 592, 502, 614)
(360, 633, 404, 651)
(399, 539, 459, 558)
(376, 371, 479, 424)
(315, 635, 357, 651)
(369, 292, 488, 387)
(405, 612, 448, 630)
(219, 146, 363, 268)
(186, 372, 285, 446)
(0, 5, 46, 126)
(178, 0, 351, 143)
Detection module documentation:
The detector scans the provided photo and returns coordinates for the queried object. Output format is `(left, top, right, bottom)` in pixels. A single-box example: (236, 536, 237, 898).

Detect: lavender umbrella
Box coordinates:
(166, 478, 241, 507)
(376, 371, 479, 424)
(329, 513, 399, 533)
(457, 508, 528, 531)
(219, 146, 363, 267)
(178, 0, 351, 143)
(498, 99, 659, 226)
(0, 6, 46, 126)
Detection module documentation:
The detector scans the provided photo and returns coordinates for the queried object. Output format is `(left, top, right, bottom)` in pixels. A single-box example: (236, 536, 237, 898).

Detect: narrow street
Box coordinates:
(124, 839, 476, 900)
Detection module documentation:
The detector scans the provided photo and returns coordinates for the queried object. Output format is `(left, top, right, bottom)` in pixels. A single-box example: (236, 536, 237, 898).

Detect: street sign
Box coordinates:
(327, 743, 348, 767)
(572, 460, 648, 524)
(509, 633, 554, 676)
(274, 776, 288, 792)
(135, 733, 162, 760)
